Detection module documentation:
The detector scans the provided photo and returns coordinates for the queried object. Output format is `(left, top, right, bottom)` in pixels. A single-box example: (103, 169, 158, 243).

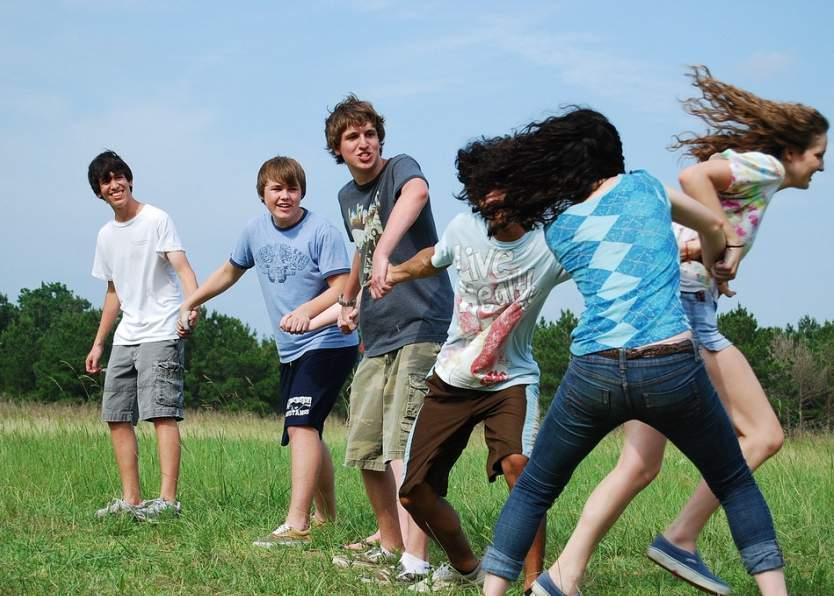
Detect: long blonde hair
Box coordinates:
(671, 65, 828, 162)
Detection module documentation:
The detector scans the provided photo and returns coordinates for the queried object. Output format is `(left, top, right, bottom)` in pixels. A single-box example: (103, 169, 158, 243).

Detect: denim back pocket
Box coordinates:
(562, 369, 612, 419)
(642, 379, 700, 415)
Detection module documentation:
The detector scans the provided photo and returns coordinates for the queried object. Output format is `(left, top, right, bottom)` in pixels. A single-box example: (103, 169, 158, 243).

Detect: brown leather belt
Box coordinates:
(594, 339, 694, 360)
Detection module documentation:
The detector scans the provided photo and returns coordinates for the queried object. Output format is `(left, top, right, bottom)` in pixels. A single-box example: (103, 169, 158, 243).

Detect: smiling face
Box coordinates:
(98, 172, 135, 210)
(336, 121, 385, 184)
(783, 133, 827, 189)
(262, 178, 304, 228)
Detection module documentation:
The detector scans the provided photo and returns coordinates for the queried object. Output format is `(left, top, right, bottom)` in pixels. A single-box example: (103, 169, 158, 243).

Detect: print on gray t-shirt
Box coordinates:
(338, 154, 453, 356)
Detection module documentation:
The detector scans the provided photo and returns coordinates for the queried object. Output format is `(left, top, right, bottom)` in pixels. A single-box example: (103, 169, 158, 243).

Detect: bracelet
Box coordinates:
(683, 242, 690, 261)
(337, 294, 356, 307)
(726, 243, 745, 248)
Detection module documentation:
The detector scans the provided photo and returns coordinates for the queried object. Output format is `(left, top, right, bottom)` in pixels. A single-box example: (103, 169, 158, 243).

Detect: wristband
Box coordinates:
(337, 294, 356, 307)
(726, 244, 745, 248)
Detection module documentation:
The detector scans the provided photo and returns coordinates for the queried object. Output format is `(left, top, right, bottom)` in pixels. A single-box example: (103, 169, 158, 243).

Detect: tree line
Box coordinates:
(1, 282, 832, 431)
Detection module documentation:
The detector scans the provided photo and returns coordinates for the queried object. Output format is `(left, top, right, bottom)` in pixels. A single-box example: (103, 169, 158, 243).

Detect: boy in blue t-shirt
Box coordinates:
(180, 156, 358, 546)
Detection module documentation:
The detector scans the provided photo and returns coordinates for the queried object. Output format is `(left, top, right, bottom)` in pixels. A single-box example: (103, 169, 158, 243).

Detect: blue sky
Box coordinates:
(1, 1, 832, 338)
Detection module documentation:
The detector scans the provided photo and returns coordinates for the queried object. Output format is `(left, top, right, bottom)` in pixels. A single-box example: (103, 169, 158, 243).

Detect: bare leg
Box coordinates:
(392, 457, 430, 562)
(400, 482, 479, 573)
(548, 421, 667, 594)
(361, 467, 404, 552)
(483, 574, 512, 595)
(313, 438, 336, 523)
(152, 418, 180, 502)
(502, 454, 545, 592)
(285, 426, 324, 529)
(754, 569, 788, 596)
(664, 346, 784, 552)
(108, 421, 142, 505)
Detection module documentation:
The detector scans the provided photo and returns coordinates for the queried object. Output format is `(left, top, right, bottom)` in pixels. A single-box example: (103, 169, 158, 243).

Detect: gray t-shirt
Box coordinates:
(338, 154, 453, 356)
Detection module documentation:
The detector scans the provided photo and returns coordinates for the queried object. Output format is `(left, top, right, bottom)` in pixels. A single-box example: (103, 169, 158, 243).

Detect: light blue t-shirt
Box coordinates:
(231, 209, 358, 363)
(544, 171, 689, 356)
(432, 213, 568, 390)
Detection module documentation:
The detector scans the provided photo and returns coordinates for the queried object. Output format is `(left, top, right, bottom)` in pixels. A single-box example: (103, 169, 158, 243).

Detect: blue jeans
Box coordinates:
(482, 345, 783, 581)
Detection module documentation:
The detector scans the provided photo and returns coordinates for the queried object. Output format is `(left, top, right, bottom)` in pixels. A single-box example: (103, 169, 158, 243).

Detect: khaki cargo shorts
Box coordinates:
(344, 342, 440, 471)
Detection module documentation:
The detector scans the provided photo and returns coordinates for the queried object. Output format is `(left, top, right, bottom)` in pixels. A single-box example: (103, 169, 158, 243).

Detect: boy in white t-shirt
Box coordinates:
(84, 150, 199, 521)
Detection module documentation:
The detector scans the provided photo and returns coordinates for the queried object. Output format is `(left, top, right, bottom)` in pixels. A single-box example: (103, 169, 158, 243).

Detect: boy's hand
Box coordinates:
(281, 310, 311, 334)
(177, 306, 197, 338)
(85, 344, 104, 374)
(370, 252, 393, 300)
(338, 305, 358, 334)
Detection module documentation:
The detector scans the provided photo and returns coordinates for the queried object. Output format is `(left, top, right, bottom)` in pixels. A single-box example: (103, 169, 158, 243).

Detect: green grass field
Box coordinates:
(1, 400, 832, 595)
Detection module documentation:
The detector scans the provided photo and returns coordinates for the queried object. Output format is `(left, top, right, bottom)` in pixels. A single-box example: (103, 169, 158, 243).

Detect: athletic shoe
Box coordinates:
(646, 534, 730, 595)
(252, 523, 311, 547)
(529, 570, 583, 595)
(95, 498, 139, 518)
(408, 561, 485, 592)
(332, 546, 399, 569)
(134, 498, 181, 522)
(361, 562, 431, 585)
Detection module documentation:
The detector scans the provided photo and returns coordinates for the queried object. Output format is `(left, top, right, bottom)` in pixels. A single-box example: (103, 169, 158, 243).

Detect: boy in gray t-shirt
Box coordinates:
(325, 95, 453, 581)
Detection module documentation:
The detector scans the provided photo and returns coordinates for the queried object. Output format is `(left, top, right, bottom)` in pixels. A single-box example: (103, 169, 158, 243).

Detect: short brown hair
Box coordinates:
(324, 94, 386, 164)
(256, 156, 307, 198)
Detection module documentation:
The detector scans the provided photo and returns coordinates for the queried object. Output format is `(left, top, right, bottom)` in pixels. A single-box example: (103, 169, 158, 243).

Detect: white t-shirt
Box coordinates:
(431, 213, 568, 390)
(92, 204, 185, 345)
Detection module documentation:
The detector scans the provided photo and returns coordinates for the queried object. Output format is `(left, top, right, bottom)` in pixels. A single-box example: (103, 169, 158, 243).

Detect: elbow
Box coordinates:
(678, 166, 698, 191)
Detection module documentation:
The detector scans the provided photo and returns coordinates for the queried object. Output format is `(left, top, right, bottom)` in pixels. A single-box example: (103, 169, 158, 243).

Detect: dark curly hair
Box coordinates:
(672, 65, 828, 162)
(456, 107, 625, 230)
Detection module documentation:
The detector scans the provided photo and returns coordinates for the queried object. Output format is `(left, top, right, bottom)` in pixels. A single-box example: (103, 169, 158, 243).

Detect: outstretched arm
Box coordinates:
(177, 261, 245, 333)
(370, 178, 430, 298)
(376, 246, 444, 300)
(338, 251, 361, 334)
(85, 281, 121, 374)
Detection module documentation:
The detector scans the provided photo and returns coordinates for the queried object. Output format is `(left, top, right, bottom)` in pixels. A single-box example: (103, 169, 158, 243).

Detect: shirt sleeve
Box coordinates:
(155, 211, 185, 254)
(230, 224, 255, 269)
(391, 155, 429, 200)
(431, 215, 460, 269)
(316, 222, 352, 278)
(718, 150, 785, 193)
(91, 232, 111, 281)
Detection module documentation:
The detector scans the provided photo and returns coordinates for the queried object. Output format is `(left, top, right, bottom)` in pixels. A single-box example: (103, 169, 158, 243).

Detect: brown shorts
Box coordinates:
(400, 374, 529, 498)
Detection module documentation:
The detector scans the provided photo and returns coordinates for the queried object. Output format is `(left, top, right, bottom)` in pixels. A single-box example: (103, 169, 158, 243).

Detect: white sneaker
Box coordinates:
(408, 562, 484, 592)
(134, 498, 181, 522)
(95, 498, 139, 518)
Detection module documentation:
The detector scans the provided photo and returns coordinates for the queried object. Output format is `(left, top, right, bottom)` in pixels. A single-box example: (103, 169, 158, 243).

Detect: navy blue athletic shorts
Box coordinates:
(278, 345, 358, 445)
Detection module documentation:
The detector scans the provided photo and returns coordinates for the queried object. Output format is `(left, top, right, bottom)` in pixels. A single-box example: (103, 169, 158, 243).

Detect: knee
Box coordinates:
(399, 483, 429, 515)
(617, 455, 661, 491)
(501, 454, 529, 484)
(760, 425, 784, 460)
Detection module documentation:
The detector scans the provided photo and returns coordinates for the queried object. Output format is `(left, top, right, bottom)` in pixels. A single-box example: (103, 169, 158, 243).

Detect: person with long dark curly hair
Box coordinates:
(469, 107, 788, 596)
(530, 67, 827, 596)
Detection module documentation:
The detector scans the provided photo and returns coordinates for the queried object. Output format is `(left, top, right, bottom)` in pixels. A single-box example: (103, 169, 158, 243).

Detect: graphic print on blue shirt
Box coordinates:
(544, 171, 688, 355)
(255, 243, 312, 283)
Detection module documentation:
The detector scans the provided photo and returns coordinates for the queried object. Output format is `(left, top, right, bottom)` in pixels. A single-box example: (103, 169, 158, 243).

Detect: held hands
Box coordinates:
(716, 281, 737, 298)
(280, 309, 311, 335)
(712, 245, 743, 282)
(337, 305, 359, 334)
(370, 251, 393, 300)
(85, 344, 104, 374)
(177, 306, 199, 338)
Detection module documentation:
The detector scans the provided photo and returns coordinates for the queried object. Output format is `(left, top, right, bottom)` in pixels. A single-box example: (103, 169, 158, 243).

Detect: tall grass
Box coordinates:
(1, 400, 831, 594)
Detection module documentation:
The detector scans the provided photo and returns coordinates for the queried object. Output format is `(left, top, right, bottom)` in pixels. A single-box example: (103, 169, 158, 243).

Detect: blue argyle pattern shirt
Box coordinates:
(544, 171, 689, 356)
